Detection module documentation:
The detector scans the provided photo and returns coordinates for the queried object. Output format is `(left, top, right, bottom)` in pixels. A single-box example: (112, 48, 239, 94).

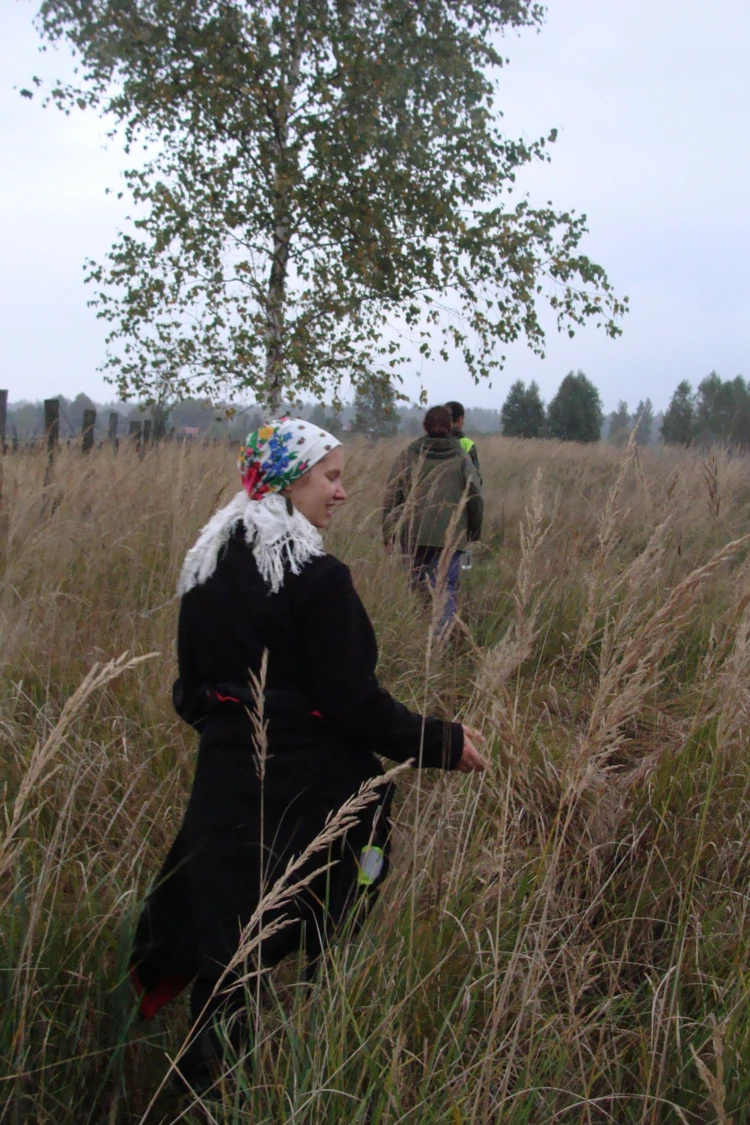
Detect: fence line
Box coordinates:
(0, 398, 241, 455)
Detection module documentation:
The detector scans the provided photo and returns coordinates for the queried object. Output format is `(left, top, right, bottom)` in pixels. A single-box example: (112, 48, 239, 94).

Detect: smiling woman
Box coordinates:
(129, 416, 485, 1091)
(287, 445, 347, 528)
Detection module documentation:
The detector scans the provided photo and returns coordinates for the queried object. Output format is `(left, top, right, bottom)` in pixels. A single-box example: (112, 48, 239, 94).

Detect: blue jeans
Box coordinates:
(409, 547, 463, 633)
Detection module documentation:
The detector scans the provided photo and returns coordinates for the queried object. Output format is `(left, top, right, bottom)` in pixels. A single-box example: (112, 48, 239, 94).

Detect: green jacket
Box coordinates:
(382, 435, 483, 552)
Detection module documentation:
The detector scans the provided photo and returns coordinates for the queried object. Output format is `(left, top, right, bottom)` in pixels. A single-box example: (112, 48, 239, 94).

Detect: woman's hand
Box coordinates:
(457, 726, 487, 773)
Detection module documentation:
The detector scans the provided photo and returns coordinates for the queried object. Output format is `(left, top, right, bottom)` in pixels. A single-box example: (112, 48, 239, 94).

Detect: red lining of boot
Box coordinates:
(131, 967, 193, 1020)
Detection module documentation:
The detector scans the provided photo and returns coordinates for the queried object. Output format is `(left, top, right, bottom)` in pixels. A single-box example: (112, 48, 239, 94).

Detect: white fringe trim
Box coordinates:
(178, 491, 325, 596)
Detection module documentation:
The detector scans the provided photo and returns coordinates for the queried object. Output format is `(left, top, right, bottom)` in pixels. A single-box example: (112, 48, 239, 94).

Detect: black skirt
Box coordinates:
(130, 705, 392, 1019)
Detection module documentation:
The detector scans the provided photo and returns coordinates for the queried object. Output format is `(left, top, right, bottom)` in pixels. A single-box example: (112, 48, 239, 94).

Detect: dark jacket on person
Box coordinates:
(131, 528, 462, 1013)
(382, 434, 483, 553)
(172, 531, 461, 764)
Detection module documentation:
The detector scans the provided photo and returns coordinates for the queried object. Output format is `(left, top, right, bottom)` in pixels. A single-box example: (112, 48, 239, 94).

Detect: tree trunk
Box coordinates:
(263, 14, 304, 416)
(264, 200, 290, 415)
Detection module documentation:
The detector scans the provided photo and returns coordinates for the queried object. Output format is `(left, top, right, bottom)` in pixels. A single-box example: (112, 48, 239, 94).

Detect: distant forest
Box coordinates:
(3, 392, 506, 442)
(3, 390, 659, 444)
(5, 369, 747, 450)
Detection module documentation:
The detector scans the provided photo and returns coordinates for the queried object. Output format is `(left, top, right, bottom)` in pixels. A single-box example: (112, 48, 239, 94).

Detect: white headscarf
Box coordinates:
(178, 418, 341, 595)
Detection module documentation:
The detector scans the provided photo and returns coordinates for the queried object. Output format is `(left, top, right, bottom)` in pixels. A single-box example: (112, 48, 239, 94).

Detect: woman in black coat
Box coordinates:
(130, 419, 485, 1084)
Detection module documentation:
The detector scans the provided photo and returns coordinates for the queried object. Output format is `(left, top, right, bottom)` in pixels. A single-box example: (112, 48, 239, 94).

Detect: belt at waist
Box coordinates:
(174, 679, 324, 732)
(208, 684, 319, 716)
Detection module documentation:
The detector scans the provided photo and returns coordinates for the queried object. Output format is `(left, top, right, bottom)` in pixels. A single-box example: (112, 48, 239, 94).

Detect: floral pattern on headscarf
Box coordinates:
(238, 417, 339, 500)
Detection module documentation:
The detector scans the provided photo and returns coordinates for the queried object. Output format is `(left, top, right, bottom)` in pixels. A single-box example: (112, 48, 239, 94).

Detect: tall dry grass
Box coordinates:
(2, 434, 750, 1122)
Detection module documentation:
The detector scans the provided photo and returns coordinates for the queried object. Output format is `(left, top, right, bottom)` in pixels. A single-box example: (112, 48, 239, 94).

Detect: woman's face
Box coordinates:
(287, 446, 347, 528)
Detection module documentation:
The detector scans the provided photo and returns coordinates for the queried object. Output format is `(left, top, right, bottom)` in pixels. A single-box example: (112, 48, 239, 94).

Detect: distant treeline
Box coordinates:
(4, 394, 255, 442)
(3, 393, 504, 442)
(660, 373, 750, 448)
(4, 369, 745, 448)
(496, 371, 750, 449)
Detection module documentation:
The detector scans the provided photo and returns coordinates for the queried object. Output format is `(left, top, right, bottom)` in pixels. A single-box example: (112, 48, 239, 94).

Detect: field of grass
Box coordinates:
(2, 433, 750, 1123)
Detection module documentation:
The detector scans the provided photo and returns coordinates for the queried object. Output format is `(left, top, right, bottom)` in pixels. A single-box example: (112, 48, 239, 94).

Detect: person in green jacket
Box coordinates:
(383, 405, 483, 633)
(445, 400, 481, 483)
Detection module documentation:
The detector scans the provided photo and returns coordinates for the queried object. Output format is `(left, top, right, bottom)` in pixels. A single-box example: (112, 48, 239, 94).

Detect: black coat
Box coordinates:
(174, 526, 462, 769)
(131, 528, 462, 1014)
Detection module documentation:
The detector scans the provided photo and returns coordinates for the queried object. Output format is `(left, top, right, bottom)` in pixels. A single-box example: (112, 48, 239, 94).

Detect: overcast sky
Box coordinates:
(1, 0, 748, 412)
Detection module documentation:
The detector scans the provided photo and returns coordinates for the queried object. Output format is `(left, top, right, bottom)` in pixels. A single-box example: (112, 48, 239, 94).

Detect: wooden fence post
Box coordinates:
(43, 398, 59, 485)
(44, 397, 59, 456)
(129, 420, 143, 458)
(108, 412, 119, 452)
(82, 408, 97, 454)
(0, 389, 7, 454)
(44, 398, 59, 451)
(0, 457, 6, 555)
(153, 406, 168, 443)
(143, 419, 152, 447)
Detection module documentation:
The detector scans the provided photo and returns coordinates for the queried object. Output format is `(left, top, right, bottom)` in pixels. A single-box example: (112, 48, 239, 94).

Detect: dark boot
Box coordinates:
(174, 975, 249, 1093)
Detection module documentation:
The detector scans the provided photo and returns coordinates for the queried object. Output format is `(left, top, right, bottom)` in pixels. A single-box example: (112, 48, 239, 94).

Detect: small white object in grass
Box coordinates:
(357, 845, 385, 887)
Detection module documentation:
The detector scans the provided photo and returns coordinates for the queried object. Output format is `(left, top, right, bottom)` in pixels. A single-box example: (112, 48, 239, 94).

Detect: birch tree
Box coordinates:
(33, 0, 627, 411)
